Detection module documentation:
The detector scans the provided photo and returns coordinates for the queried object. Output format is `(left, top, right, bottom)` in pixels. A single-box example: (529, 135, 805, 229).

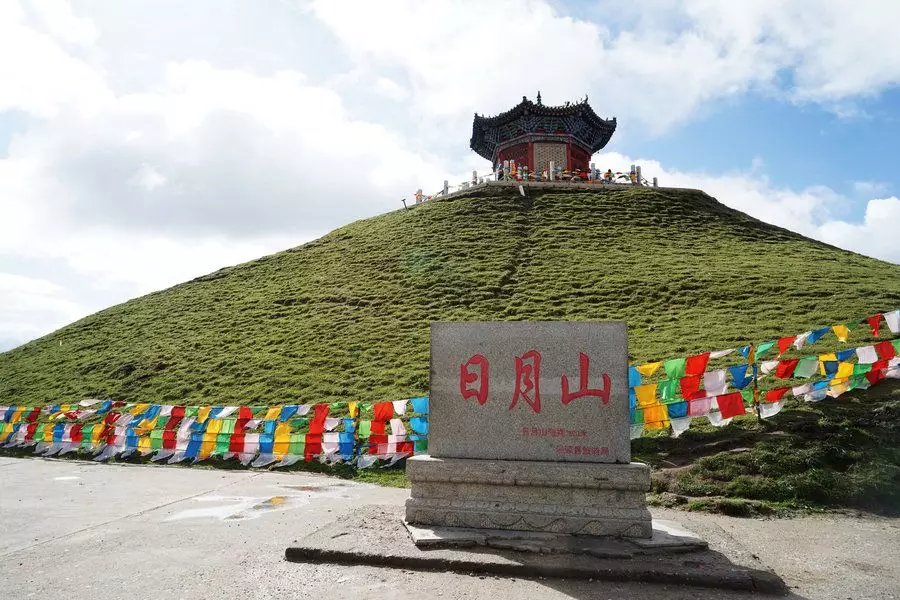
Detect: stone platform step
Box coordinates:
(284, 505, 787, 595)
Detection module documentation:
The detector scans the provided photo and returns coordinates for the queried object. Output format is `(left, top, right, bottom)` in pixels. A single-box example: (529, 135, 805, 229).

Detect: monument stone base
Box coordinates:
(405, 455, 653, 539)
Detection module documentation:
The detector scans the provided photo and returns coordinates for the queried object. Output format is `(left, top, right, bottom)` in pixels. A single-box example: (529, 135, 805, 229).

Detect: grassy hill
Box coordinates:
(2, 184, 897, 405)
(2, 183, 899, 514)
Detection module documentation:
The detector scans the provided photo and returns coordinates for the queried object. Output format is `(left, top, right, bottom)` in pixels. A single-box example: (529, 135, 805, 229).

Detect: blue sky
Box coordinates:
(629, 88, 899, 199)
(1, 0, 899, 351)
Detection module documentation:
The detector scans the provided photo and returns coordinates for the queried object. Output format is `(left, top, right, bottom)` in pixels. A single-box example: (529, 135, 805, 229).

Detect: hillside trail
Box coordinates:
(2, 456, 898, 600)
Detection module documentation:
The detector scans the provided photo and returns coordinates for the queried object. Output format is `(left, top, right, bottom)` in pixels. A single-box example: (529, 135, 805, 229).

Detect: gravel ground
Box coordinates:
(1, 456, 897, 600)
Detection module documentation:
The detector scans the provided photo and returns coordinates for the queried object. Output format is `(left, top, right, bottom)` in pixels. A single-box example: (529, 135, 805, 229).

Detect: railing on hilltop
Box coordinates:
(412, 162, 660, 204)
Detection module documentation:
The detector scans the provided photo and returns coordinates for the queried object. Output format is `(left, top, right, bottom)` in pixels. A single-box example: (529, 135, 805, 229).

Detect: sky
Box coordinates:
(1, 0, 899, 351)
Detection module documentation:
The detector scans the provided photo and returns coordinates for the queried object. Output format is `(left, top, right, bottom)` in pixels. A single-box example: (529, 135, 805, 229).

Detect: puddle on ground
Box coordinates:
(280, 483, 349, 492)
(166, 486, 350, 522)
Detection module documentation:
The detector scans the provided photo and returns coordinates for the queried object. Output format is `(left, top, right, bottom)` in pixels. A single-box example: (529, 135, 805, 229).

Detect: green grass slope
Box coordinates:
(2, 185, 899, 405)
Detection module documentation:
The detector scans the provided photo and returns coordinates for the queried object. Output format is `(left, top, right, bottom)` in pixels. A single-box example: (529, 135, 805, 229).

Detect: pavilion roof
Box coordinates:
(469, 96, 616, 161)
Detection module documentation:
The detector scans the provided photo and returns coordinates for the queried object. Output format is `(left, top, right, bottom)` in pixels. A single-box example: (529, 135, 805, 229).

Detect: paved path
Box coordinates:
(1, 456, 898, 599)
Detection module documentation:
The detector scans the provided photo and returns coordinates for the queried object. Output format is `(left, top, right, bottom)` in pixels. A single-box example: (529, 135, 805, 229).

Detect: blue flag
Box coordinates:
(410, 397, 429, 414)
(729, 364, 753, 389)
(807, 327, 831, 345)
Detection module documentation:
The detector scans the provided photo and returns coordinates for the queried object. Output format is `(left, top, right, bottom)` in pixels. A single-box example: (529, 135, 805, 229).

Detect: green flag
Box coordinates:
(658, 379, 678, 401)
(215, 433, 231, 455)
(755, 340, 777, 358)
(853, 363, 872, 376)
(288, 433, 305, 456)
(663, 358, 686, 380)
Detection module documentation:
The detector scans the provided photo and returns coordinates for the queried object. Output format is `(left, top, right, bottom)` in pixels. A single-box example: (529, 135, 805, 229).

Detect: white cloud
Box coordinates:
(1, 0, 899, 351)
(0, 0, 110, 119)
(852, 180, 890, 196)
(310, 0, 900, 133)
(25, 0, 99, 46)
(128, 163, 167, 191)
(373, 77, 409, 101)
(817, 197, 900, 265)
(0, 272, 88, 349)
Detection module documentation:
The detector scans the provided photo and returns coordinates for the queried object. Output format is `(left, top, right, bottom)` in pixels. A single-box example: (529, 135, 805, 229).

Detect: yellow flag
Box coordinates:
(138, 436, 152, 455)
(643, 403, 670, 430)
(197, 406, 212, 423)
(636, 362, 662, 377)
(273, 422, 291, 458)
(200, 432, 216, 460)
(134, 417, 158, 436)
(130, 403, 150, 416)
(818, 353, 838, 376)
(634, 384, 658, 408)
(829, 381, 850, 398)
(832, 325, 849, 343)
(835, 362, 854, 380)
(263, 406, 281, 421)
(91, 426, 104, 445)
(43, 427, 54, 442)
(348, 402, 359, 418)
(10, 408, 23, 423)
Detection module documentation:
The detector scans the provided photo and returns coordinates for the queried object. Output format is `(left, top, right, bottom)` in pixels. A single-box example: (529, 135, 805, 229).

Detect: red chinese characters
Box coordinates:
(458, 350, 611, 412)
(509, 350, 542, 413)
(459, 354, 489, 405)
(561, 352, 611, 405)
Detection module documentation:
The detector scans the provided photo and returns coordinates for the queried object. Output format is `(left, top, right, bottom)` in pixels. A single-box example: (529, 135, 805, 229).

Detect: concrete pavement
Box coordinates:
(1, 456, 898, 599)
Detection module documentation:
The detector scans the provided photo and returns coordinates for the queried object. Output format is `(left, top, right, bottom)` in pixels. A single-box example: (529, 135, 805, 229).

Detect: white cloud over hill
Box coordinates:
(0, 0, 898, 349)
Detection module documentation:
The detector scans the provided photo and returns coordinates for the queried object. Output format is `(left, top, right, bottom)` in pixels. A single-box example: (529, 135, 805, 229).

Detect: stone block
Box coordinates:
(429, 321, 630, 464)
(405, 455, 652, 538)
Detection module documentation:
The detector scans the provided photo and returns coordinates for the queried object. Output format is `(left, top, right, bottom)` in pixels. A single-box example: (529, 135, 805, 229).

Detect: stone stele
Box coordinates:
(405, 321, 652, 538)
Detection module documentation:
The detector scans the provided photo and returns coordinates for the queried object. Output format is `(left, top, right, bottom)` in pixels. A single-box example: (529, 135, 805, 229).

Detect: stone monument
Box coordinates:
(405, 321, 652, 538)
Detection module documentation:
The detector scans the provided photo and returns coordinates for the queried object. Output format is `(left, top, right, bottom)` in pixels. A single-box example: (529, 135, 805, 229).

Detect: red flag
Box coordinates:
(70, 424, 84, 443)
(871, 359, 890, 372)
(866, 369, 886, 386)
(304, 433, 323, 461)
(716, 393, 746, 419)
(238, 406, 253, 419)
(366, 434, 388, 455)
(874, 341, 896, 361)
(228, 433, 245, 454)
(162, 430, 177, 450)
(775, 359, 799, 379)
(685, 352, 711, 376)
(170, 406, 185, 419)
(370, 402, 393, 435)
(308, 403, 331, 435)
(866, 314, 882, 337)
(25, 407, 42, 423)
(765, 387, 790, 402)
(776, 336, 797, 356)
(679, 375, 705, 400)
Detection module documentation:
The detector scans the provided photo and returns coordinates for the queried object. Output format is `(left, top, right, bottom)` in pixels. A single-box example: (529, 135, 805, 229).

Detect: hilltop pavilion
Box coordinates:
(469, 93, 617, 176)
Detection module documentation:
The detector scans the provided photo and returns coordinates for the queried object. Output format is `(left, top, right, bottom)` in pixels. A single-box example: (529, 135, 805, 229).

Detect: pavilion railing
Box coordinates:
(412, 163, 659, 204)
